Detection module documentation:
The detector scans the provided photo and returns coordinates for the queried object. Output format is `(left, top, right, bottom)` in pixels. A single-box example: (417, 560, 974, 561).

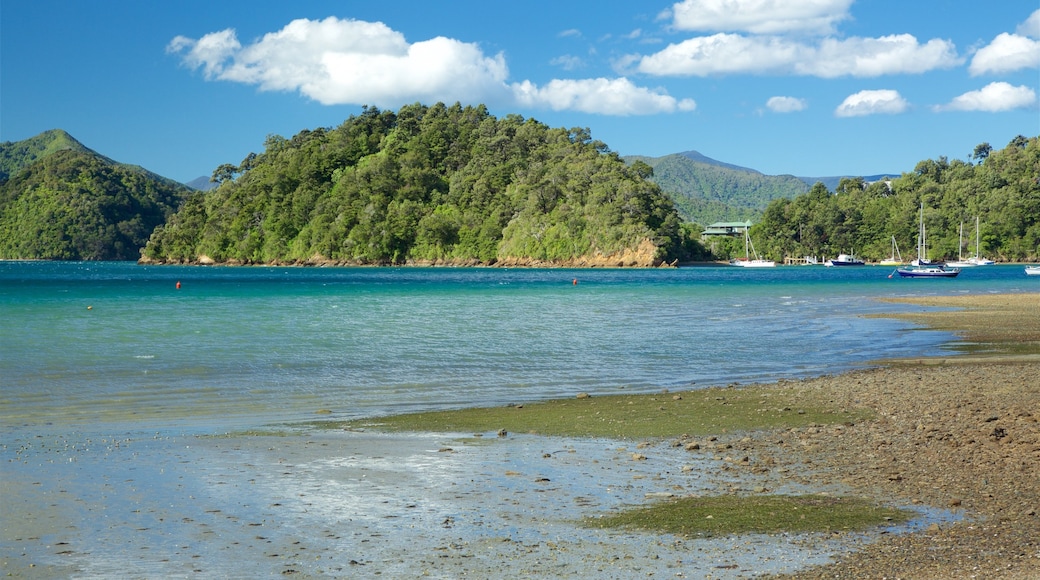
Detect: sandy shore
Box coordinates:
(2, 292, 1037, 578)
(760, 292, 1040, 578)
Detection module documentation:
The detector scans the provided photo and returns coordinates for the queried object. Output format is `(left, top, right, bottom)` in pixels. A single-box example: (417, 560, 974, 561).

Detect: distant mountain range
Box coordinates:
(624, 150, 897, 225)
(186, 175, 218, 191)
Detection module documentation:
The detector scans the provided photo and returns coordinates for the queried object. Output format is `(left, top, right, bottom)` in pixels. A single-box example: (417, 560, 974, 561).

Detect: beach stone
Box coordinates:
(684, 442, 701, 451)
(576, 392, 591, 399)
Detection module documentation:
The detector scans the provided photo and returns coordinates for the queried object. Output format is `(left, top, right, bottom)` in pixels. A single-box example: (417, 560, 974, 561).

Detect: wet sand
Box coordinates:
(765, 292, 1040, 579)
(2, 429, 890, 578)
(2, 292, 1037, 578)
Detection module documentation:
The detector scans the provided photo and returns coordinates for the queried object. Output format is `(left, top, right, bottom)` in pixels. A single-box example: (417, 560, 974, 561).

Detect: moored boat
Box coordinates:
(879, 236, 904, 266)
(730, 227, 775, 268)
(824, 253, 865, 267)
(896, 265, 960, 278)
(945, 222, 977, 268)
(1026, 265, 1040, 276)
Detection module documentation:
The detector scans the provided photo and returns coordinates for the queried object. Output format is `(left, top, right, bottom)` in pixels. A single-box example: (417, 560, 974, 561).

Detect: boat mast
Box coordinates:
(975, 215, 981, 259)
(917, 204, 925, 263)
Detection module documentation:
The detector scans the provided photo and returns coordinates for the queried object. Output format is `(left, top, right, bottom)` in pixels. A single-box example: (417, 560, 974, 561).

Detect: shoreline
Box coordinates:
(761, 292, 1040, 578)
(2, 292, 1037, 577)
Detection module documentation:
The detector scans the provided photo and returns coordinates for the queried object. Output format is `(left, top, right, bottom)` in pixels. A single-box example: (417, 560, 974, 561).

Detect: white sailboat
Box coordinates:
(946, 222, 977, 268)
(898, 204, 960, 277)
(879, 236, 904, 266)
(967, 216, 995, 265)
(909, 204, 943, 267)
(730, 227, 775, 268)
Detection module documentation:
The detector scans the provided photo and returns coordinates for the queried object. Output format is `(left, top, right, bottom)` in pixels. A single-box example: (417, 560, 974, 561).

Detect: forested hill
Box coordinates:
(141, 103, 703, 267)
(750, 136, 1040, 264)
(0, 129, 96, 181)
(624, 151, 812, 225)
(0, 132, 191, 260)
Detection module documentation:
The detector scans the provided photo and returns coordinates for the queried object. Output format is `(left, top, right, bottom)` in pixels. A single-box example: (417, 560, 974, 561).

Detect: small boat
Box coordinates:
(896, 265, 960, 278)
(730, 227, 775, 268)
(825, 253, 865, 267)
(909, 204, 944, 266)
(946, 222, 978, 268)
(967, 216, 995, 265)
(1026, 265, 1040, 276)
(879, 236, 904, 266)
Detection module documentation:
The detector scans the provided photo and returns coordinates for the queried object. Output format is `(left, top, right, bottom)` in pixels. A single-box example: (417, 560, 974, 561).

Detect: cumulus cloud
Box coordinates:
(834, 89, 908, 117)
(512, 78, 696, 115)
(1018, 9, 1040, 39)
(766, 96, 807, 113)
(969, 11, 1040, 75)
(969, 33, 1040, 76)
(635, 33, 960, 77)
(168, 17, 694, 116)
(935, 82, 1037, 112)
(670, 0, 853, 35)
(168, 17, 510, 106)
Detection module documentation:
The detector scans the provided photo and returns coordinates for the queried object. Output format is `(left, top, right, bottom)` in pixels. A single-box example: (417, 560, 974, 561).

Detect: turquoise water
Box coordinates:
(2, 261, 1036, 432)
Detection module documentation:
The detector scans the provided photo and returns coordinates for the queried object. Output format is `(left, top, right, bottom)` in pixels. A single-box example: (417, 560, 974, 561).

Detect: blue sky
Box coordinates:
(3, 1, 1038, 184)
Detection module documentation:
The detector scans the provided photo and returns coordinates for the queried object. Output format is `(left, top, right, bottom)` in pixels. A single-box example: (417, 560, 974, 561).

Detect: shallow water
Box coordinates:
(3, 262, 1034, 432)
(1, 262, 1023, 577)
(0, 428, 962, 578)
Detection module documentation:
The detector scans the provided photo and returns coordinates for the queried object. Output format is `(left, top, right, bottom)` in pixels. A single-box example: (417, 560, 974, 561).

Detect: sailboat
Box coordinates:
(967, 216, 995, 265)
(946, 222, 978, 268)
(897, 204, 960, 278)
(909, 204, 943, 267)
(879, 236, 904, 266)
(729, 227, 775, 268)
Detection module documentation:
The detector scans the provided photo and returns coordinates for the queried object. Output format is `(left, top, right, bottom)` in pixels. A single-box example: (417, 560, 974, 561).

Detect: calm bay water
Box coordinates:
(2, 261, 1036, 433)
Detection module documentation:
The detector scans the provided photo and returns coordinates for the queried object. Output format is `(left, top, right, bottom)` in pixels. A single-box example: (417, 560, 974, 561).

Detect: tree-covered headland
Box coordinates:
(718, 136, 1038, 263)
(141, 103, 706, 267)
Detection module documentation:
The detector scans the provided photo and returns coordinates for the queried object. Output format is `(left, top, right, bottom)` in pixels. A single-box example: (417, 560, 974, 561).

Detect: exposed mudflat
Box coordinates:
(3, 428, 915, 578)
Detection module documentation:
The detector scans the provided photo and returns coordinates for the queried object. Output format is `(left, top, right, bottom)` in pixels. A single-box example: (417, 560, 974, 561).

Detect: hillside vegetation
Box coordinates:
(0, 134, 190, 260)
(749, 136, 1039, 263)
(141, 103, 704, 266)
(626, 151, 811, 225)
(0, 129, 96, 182)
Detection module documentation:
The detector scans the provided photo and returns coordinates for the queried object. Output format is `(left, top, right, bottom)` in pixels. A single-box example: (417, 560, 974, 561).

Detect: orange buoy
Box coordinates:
(176, 281, 181, 289)
(572, 278, 578, 285)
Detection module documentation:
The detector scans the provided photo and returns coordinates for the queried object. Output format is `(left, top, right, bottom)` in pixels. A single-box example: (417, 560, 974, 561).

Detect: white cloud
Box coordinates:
(834, 89, 908, 117)
(512, 78, 695, 115)
(169, 17, 693, 117)
(636, 34, 805, 75)
(1018, 9, 1040, 39)
(935, 82, 1037, 112)
(969, 32, 1040, 76)
(168, 30, 241, 79)
(168, 17, 510, 106)
(807, 35, 961, 77)
(550, 55, 584, 71)
(766, 96, 807, 112)
(635, 33, 959, 77)
(670, 0, 854, 35)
